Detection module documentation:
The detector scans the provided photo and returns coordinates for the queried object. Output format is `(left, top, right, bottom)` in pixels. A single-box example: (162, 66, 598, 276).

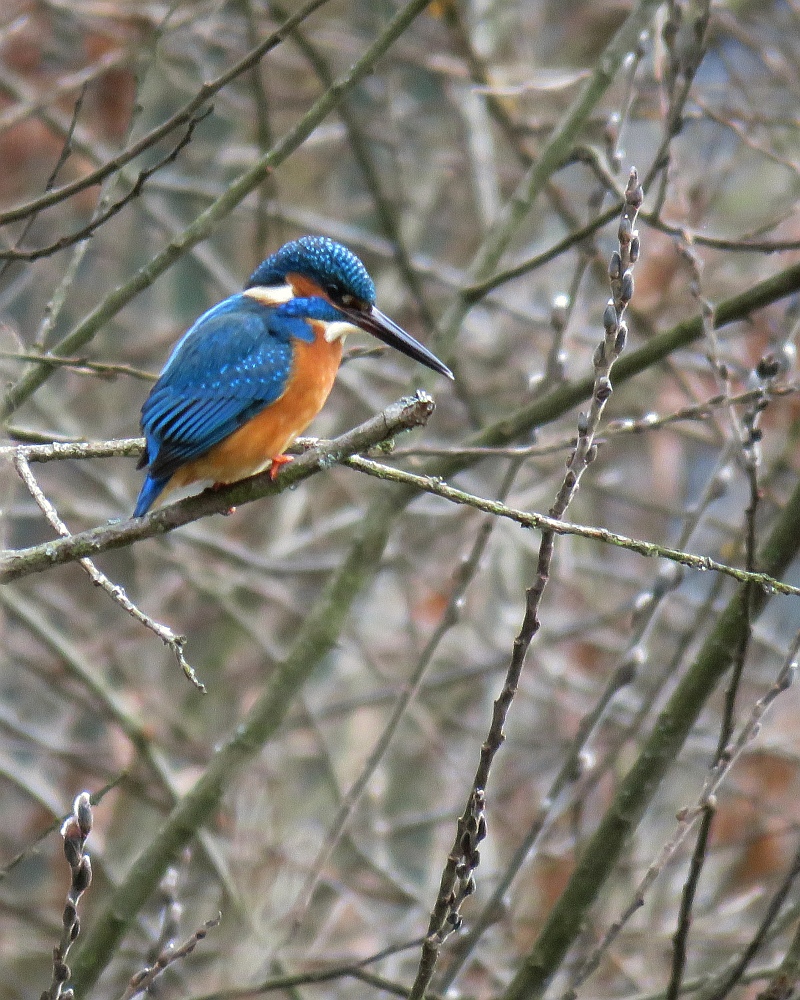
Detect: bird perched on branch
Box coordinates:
(133, 236, 452, 517)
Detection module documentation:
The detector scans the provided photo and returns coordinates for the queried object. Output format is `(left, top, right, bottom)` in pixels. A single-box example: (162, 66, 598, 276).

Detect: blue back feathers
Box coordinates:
(247, 236, 376, 305)
(138, 294, 296, 492)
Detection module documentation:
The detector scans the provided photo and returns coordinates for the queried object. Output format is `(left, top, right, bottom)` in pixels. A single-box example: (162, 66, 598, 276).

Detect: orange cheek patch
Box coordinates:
(287, 272, 326, 300)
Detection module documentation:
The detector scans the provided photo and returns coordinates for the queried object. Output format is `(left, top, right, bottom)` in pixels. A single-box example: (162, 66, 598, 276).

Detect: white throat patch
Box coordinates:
(323, 320, 358, 343)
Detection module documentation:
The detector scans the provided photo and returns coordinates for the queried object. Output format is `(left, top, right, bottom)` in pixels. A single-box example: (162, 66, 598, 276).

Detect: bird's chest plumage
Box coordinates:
(168, 324, 342, 489)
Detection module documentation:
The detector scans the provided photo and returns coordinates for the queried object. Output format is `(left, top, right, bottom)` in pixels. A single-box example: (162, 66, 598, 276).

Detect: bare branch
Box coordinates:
(0, 109, 212, 262)
(1, 392, 436, 582)
(0, 0, 332, 228)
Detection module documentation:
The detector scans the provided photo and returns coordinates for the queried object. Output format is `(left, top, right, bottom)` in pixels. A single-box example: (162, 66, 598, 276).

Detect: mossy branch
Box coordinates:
(342, 455, 800, 597)
(1, 393, 435, 583)
(7, 252, 800, 583)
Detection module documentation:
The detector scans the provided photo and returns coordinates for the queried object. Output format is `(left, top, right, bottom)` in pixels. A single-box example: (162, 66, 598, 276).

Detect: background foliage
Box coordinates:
(3, 1, 800, 999)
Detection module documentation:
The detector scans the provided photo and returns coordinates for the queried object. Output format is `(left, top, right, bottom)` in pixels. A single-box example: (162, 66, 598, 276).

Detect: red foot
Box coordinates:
(269, 454, 294, 480)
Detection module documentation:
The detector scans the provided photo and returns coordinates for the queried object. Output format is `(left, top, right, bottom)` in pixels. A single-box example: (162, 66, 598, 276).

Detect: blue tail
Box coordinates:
(133, 474, 169, 517)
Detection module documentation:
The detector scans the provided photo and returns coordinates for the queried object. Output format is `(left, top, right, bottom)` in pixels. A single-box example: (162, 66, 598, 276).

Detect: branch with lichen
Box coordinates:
(0, 392, 436, 583)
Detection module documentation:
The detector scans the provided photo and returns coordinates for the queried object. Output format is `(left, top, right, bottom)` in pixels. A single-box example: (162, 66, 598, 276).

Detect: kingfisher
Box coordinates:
(133, 236, 452, 517)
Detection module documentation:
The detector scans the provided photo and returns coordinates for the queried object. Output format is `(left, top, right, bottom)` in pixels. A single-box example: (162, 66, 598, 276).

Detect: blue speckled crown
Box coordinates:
(247, 236, 377, 304)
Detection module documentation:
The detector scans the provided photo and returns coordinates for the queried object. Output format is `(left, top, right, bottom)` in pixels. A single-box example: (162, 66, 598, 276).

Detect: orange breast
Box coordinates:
(168, 326, 343, 491)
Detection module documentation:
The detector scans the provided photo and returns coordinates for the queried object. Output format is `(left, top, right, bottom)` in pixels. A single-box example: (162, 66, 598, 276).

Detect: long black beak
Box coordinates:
(345, 305, 454, 380)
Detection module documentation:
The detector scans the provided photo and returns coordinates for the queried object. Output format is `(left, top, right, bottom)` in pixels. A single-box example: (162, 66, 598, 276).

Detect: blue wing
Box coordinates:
(138, 293, 310, 485)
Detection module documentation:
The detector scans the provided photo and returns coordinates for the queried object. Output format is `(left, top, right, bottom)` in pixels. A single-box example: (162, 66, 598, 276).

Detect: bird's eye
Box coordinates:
(327, 285, 365, 310)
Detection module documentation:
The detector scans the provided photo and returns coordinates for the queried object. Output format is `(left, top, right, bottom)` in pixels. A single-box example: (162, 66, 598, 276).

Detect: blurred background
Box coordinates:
(3, 1, 800, 998)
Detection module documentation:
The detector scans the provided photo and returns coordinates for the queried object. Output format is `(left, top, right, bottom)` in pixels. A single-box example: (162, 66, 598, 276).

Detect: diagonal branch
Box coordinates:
(0, 393, 435, 583)
(11, 453, 205, 690)
(5, 197, 800, 582)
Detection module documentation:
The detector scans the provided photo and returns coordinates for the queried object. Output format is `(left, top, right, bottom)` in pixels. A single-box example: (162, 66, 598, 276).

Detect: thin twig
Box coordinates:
(437, 654, 638, 991)
(0, 587, 242, 899)
(271, 1, 439, 335)
(0, 109, 212, 262)
(121, 913, 221, 1000)
(0, 0, 332, 228)
(646, 0, 711, 215)
(667, 188, 773, 1000)
(284, 460, 524, 935)
(0, 352, 156, 382)
(754, 916, 800, 1000)
(40, 793, 93, 1000)
(0, 85, 87, 282)
(187, 936, 427, 1000)
(11, 453, 206, 690)
(702, 840, 800, 1000)
(408, 169, 644, 1000)
(0, 46, 131, 134)
(0, 783, 118, 884)
(340, 456, 800, 597)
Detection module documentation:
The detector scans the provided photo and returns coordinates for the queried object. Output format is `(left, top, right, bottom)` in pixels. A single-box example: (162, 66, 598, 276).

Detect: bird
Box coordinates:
(133, 236, 453, 517)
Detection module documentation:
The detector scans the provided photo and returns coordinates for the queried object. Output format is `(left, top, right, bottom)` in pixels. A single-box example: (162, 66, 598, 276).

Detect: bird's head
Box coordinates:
(246, 236, 453, 379)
